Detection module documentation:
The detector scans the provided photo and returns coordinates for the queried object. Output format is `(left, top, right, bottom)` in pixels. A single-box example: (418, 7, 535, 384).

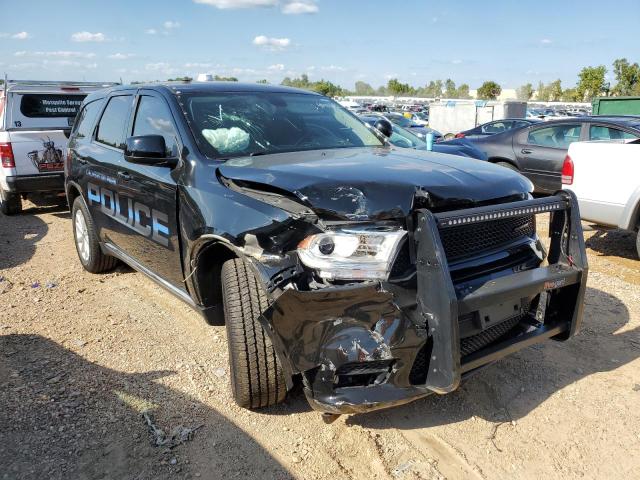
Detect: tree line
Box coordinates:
(149, 57, 639, 102)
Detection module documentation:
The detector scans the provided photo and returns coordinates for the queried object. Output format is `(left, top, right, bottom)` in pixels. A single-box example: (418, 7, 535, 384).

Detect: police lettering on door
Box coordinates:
(87, 182, 170, 247)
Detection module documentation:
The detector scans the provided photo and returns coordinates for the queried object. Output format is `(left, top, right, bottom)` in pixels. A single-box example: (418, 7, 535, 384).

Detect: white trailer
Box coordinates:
(428, 100, 527, 137)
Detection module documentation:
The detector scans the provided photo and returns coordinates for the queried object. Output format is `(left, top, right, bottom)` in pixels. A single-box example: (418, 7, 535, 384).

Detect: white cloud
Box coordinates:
(282, 1, 318, 14)
(12, 31, 30, 40)
(71, 31, 106, 42)
(145, 28, 157, 35)
(540, 38, 552, 44)
(184, 62, 214, 68)
(268, 63, 285, 70)
(14, 50, 96, 59)
(253, 35, 290, 50)
(194, 0, 318, 14)
(108, 53, 134, 60)
(451, 59, 463, 64)
(163, 21, 181, 29)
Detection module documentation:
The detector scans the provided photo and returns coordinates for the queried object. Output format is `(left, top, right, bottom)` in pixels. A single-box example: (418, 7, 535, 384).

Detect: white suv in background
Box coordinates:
(0, 79, 116, 215)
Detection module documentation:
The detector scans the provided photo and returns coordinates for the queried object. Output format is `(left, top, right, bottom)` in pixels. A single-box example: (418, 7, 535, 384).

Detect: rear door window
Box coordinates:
(527, 124, 582, 148)
(20, 94, 85, 118)
(589, 125, 638, 141)
(95, 95, 132, 149)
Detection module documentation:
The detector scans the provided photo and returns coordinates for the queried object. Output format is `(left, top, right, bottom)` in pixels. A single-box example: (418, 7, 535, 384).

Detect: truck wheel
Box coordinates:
(71, 197, 118, 273)
(0, 189, 22, 215)
(221, 258, 287, 409)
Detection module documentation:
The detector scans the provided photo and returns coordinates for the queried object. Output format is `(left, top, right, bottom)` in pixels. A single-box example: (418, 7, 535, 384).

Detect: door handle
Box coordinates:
(117, 171, 132, 181)
(521, 149, 532, 154)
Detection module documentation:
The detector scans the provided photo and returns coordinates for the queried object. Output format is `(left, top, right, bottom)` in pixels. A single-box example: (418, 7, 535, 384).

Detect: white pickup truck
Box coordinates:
(562, 139, 640, 257)
(0, 79, 117, 215)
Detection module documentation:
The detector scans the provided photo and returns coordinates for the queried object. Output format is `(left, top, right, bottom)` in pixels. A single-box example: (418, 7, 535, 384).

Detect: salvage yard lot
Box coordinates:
(1, 201, 639, 480)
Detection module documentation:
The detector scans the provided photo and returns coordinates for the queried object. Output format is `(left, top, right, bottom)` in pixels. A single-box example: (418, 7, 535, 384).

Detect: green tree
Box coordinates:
(387, 78, 413, 96)
(444, 78, 457, 98)
(576, 65, 607, 102)
(612, 58, 640, 96)
(547, 79, 563, 102)
(477, 81, 502, 100)
(256, 79, 269, 84)
(167, 76, 193, 82)
(456, 83, 471, 99)
(423, 80, 443, 98)
(516, 83, 534, 101)
(354, 81, 375, 96)
(536, 81, 550, 101)
(561, 88, 580, 102)
(375, 85, 388, 96)
(311, 79, 343, 97)
(213, 75, 238, 82)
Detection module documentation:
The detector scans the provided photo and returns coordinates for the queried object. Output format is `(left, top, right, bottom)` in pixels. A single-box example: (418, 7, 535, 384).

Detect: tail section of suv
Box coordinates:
(65, 82, 588, 416)
(0, 79, 117, 215)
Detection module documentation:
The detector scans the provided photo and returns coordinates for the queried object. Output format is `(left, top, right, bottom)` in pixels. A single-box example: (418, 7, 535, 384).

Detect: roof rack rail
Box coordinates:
(4, 79, 120, 89)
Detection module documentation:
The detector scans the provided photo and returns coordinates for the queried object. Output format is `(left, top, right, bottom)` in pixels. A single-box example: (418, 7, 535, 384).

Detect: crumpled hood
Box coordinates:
(218, 147, 532, 220)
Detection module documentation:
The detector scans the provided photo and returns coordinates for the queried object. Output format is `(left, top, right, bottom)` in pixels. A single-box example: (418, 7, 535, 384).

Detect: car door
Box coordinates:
(86, 93, 135, 244)
(114, 91, 185, 290)
(514, 122, 584, 193)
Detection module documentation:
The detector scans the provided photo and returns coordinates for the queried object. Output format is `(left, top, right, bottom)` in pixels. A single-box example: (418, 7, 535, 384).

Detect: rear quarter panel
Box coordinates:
(565, 141, 640, 228)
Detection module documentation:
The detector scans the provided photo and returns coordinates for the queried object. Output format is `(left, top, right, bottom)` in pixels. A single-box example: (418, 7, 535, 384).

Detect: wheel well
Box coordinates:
(192, 242, 237, 325)
(488, 157, 518, 169)
(66, 183, 82, 207)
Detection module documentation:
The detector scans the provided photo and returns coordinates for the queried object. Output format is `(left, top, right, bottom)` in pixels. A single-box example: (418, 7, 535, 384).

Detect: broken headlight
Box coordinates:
(297, 226, 406, 281)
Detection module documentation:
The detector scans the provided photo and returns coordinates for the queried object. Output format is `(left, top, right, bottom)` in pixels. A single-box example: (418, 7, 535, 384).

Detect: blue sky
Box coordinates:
(2, 0, 639, 90)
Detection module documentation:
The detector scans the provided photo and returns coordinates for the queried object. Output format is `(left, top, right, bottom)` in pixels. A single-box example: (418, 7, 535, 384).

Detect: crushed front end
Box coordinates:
(260, 191, 588, 414)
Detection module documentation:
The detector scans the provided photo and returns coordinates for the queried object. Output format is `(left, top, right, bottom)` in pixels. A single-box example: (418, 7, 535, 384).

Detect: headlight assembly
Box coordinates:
(297, 226, 406, 281)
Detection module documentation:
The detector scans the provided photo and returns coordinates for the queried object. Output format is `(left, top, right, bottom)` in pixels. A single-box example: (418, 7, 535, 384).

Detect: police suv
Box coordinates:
(0, 79, 116, 215)
(65, 82, 588, 417)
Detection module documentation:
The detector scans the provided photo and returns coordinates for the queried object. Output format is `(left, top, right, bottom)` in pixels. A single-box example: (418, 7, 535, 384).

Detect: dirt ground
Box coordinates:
(1, 200, 639, 480)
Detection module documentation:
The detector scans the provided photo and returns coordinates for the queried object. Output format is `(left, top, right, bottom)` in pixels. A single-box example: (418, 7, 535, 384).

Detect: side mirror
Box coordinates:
(124, 135, 177, 166)
(374, 119, 393, 138)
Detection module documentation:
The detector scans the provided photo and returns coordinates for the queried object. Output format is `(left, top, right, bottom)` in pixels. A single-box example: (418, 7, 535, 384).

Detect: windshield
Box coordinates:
(180, 91, 383, 159)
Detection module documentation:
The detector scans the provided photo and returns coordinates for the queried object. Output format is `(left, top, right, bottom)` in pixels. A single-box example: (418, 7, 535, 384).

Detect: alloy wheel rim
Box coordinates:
(74, 210, 90, 263)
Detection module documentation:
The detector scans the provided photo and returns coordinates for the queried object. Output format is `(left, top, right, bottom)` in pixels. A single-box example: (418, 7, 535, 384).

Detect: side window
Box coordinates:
(527, 124, 582, 149)
(482, 121, 510, 134)
(73, 100, 103, 139)
(513, 120, 529, 129)
(96, 95, 132, 149)
(589, 125, 638, 141)
(132, 96, 178, 156)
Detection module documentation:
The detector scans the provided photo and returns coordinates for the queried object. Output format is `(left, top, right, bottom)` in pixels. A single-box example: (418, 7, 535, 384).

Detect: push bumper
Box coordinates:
(261, 191, 588, 414)
(6, 173, 65, 193)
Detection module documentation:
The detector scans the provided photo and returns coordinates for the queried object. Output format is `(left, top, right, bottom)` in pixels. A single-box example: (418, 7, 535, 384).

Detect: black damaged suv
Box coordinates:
(65, 82, 588, 416)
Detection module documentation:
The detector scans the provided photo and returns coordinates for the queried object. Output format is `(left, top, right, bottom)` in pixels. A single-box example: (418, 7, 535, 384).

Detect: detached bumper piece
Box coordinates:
(416, 191, 588, 393)
(261, 191, 588, 414)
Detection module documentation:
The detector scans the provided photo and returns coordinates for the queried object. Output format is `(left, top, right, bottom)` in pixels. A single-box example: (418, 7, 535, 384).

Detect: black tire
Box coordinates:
(221, 258, 286, 409)
(496, 161, 518, 172)
(636, 232, 640, 260)
(71, 196, 118, 273)
(0, 189, 22, 215)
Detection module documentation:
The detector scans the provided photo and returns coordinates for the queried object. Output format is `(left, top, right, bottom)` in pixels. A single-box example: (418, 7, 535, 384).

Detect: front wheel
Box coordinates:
(71, 196, 118, 273)
(0, 189, 22, 215)
(221, 258, 287, 409)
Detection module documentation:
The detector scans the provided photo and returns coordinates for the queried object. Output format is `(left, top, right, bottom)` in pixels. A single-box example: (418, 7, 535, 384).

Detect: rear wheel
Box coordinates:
(496, 161, 519, 172)
(71, 196, 118, 273)
(221, 258, 286, 409)
(0, 189, 22, 215)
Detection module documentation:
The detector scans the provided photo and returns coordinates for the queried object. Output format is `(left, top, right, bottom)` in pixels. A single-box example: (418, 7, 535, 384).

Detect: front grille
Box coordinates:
(439, 214, 535, 262)
(460, 314, 524, 357)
